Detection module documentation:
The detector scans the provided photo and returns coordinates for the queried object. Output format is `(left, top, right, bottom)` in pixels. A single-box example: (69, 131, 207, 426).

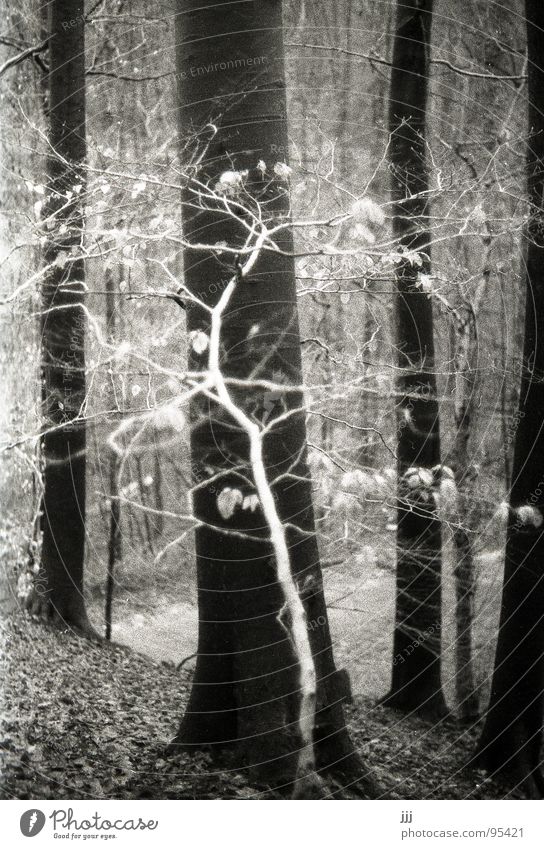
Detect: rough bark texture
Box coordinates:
(31, 0, 96, 637)
(172, 0, 371, 792)
(474, 0, 544, 798)
(381, 0, 447, 718)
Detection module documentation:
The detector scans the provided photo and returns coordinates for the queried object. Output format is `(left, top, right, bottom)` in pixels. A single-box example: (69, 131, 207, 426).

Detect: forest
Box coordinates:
(1, 0, 544, 802)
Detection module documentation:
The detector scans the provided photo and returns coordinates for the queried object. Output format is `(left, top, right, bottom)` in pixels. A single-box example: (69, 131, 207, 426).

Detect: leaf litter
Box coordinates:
(0, 610, 515, 800)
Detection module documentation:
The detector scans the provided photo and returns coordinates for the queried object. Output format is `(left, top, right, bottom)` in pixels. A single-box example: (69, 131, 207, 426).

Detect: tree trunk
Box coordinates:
(105, 270, 122, 642)
(452, 308, 480, 722)
(473, 0, 544, 798)
(381, 0, 447, 718)
(450, 249, 489, 723)
(30, 0, 96, 637)
(172, 0, 371, 793)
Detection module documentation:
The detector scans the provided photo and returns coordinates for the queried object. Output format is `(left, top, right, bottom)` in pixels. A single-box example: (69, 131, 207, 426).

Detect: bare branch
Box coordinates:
(0, 37, 48, 78)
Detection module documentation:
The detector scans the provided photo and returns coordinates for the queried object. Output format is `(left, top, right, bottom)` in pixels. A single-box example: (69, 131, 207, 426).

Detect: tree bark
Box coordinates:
(31, 0, 96, 637)
(172, 0, 371, 792)
(105, 270, 121, 642)
(451, 306, 480, 723)
(473, 0, 544, 798)
(381, 0, 447, 718)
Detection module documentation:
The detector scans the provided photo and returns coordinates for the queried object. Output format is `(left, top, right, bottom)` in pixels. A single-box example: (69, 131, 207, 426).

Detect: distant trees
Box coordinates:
(381, 0, 447, 717)
(30, 0, 95, 636)
(474, 0, 544, 798)
(171, 0, 368, 794)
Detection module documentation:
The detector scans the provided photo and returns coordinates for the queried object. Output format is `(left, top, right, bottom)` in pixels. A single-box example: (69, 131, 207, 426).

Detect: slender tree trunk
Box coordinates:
(105, 270, 121, 642)
(105, 451, 121, 642)
(500, 324, 512, 489)
(452, 307, 480, 722)
(473, 0, 544, 798)
(153, 449, 164, 536)
(451, 241, 490, 723)
(135, 455, 154, 555)
(172, 0, 371, 793)
(381, 0, 447, 718)
(30, 0, 96, 637)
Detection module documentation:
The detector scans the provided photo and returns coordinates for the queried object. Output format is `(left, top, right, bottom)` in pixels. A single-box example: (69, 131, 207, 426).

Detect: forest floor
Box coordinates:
(0, 608, 519, 800)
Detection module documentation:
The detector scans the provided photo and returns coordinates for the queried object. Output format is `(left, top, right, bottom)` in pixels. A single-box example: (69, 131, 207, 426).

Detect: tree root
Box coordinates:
(24, 590, 100, 642)
(379, 688, 450, 721)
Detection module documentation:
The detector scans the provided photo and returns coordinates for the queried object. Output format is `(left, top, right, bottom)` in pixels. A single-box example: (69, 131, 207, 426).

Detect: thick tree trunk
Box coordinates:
(474, 0, 544, 798)
(30, 0, 96, 637)
(171, 0, 371, 793)
(381, 0, 447, 718)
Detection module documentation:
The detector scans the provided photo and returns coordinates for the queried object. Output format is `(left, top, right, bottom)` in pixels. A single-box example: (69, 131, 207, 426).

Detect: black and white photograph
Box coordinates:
(0, 0, 543, 840)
